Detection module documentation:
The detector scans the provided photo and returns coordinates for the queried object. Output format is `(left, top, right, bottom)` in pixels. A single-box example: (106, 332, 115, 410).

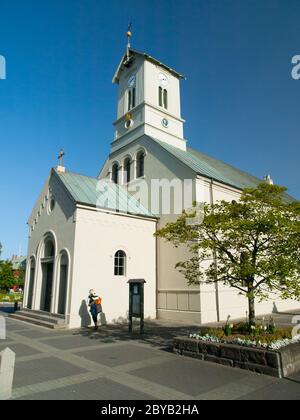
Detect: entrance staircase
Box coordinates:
(9, 308, 67, 330)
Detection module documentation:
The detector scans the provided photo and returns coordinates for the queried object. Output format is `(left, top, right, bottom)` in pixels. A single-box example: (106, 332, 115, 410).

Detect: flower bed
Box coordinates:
(189, 332, 300, 351)
(174, 320, 300, 377)
(174, 336, 300, 378)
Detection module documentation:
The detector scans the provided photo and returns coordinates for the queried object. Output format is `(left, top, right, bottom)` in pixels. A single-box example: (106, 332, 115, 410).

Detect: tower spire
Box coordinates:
(126, 22, 132, 55)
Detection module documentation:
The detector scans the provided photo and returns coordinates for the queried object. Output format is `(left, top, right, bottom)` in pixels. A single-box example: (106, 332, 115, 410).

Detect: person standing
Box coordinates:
(88, 289, 102, 331)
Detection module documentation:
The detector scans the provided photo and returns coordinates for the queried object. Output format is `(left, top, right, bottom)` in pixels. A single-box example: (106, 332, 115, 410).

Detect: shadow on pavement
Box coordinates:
(74, 321, 200, 352)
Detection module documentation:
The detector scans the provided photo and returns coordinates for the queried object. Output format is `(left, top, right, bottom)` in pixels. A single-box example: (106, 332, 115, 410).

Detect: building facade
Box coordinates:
(18, 47, 298, 329)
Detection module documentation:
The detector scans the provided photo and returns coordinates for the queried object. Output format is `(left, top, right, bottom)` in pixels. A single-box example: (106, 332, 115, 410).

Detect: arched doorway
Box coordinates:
(57, 252, 69, 315)
(40, 237, 55, 312)
(27, 257, 36, 309)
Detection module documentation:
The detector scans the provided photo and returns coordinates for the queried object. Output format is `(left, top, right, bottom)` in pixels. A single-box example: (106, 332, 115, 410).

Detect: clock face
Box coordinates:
(128, 75, 136, 88)
(158, 72, 169, 87)
(162, 118, 169, 128)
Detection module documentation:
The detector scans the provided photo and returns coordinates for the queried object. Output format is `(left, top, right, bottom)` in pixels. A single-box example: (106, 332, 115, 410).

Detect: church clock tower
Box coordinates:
(111, 41, 187, 153)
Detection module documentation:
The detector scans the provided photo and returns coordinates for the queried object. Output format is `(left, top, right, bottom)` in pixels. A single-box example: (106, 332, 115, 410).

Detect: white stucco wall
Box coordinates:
(68, 207, 157, 328)
(24, 172, 76, 315)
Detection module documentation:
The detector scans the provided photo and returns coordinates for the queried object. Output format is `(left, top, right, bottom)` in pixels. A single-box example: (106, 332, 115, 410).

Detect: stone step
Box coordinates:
(19, 309, 65, 325)
(22, 308, 65, 320)
(9, 313, 67, 330)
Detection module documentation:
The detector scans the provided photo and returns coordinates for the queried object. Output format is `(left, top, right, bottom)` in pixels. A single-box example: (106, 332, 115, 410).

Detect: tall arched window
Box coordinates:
(112, 163, 119, 184)
(128, 88, 136, 111)
(163, 89, 168, 110)
(159, 87, 162, 107)
(124, 157, 131, 184)
(136, 151, 145, 178)
(114, 250, 126, 276)
(159, 87, 168, 109)
(44, 240, 55, 258)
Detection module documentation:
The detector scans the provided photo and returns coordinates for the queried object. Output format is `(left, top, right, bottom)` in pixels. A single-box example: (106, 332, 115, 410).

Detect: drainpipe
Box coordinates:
(155, 219, 159, 320)
(210, 179, 220, 322)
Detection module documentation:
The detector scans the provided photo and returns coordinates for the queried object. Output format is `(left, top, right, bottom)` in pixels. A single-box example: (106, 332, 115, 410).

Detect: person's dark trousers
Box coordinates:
(91, 305, 98, 329)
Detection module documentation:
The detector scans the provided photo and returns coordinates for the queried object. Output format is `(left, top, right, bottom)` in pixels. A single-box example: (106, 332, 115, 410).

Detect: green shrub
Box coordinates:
(0, 293, 23, 303)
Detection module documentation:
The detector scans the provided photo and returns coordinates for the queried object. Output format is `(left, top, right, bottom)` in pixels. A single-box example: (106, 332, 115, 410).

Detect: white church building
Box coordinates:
(14, 43, 298, 329)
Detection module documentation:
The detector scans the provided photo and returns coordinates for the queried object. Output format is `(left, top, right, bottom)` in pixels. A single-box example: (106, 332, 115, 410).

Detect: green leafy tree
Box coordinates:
(16, 266, 26, 287)
(156, 183, 300, 326)
(0, 260, 15, 290)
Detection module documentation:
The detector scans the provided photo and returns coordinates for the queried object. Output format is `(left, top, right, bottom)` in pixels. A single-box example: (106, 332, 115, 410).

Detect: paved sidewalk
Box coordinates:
(0, 310, 300, 400)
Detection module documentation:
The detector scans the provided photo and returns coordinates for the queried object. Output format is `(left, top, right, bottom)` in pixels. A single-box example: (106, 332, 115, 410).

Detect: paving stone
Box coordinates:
(131, 357, 250, 396)
(238, 380, 300, 400)
(17, 377, 155, 400)
(77, 343, 159, 367)
(16, 329, 54, 339)
(5, 322, 31, 332)
(0, 343, 42, 357)
(13, 357, 87, 387)
(41, 335, 111, 350)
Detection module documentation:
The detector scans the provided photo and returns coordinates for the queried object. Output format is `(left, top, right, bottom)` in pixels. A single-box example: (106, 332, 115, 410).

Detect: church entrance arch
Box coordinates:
(40, 236, 55, 312)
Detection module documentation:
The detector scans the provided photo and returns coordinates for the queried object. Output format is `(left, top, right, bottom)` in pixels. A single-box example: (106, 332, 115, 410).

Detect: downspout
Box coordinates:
(155, 219, 159, 320)
(210, 178, 220, 322)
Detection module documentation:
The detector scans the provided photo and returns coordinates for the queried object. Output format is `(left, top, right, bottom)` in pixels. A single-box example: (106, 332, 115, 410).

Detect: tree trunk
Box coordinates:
(248, 294, 256, 326)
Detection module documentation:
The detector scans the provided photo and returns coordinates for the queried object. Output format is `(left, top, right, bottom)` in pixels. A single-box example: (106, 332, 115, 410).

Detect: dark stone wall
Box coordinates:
(174, 337, 285, 378)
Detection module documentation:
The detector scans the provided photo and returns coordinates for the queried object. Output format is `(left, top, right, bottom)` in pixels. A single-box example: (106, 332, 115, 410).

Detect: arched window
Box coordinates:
(124, 158, 131, 184)
(114, 250, 126, 276)
(128, 88, 136, 111)
(112, 163, 119, 184)
(163, 89, 168, 110)
(44, 240, 55, 258)
(128, 90, 132, 111)
(136, 151, 145, 178)
(159, 87, 168, 109)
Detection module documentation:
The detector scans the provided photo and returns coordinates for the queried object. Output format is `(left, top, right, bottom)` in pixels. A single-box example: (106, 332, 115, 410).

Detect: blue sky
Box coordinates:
(0, 0, 299, 259)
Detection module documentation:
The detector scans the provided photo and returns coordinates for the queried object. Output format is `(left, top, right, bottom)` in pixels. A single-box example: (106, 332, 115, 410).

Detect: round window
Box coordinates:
(125, 119, 134, 129)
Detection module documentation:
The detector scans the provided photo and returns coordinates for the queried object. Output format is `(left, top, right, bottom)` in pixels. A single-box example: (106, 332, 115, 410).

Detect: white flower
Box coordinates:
(229, 324, 234, 329)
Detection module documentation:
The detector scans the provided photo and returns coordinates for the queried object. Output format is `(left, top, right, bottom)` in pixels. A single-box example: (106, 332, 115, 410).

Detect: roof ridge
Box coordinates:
(53, 168, 98, 181)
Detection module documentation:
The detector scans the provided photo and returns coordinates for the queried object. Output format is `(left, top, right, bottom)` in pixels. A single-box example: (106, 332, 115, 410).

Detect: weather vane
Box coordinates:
(58, 149, 65, 167)
(127, 22, 132, 51)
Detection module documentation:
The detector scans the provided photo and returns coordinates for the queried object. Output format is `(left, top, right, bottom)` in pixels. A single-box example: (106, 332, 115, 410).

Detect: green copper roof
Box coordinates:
(152, 138, 295, 202)
(53, 169, 155, 218)
(152, 138, 261, 189)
